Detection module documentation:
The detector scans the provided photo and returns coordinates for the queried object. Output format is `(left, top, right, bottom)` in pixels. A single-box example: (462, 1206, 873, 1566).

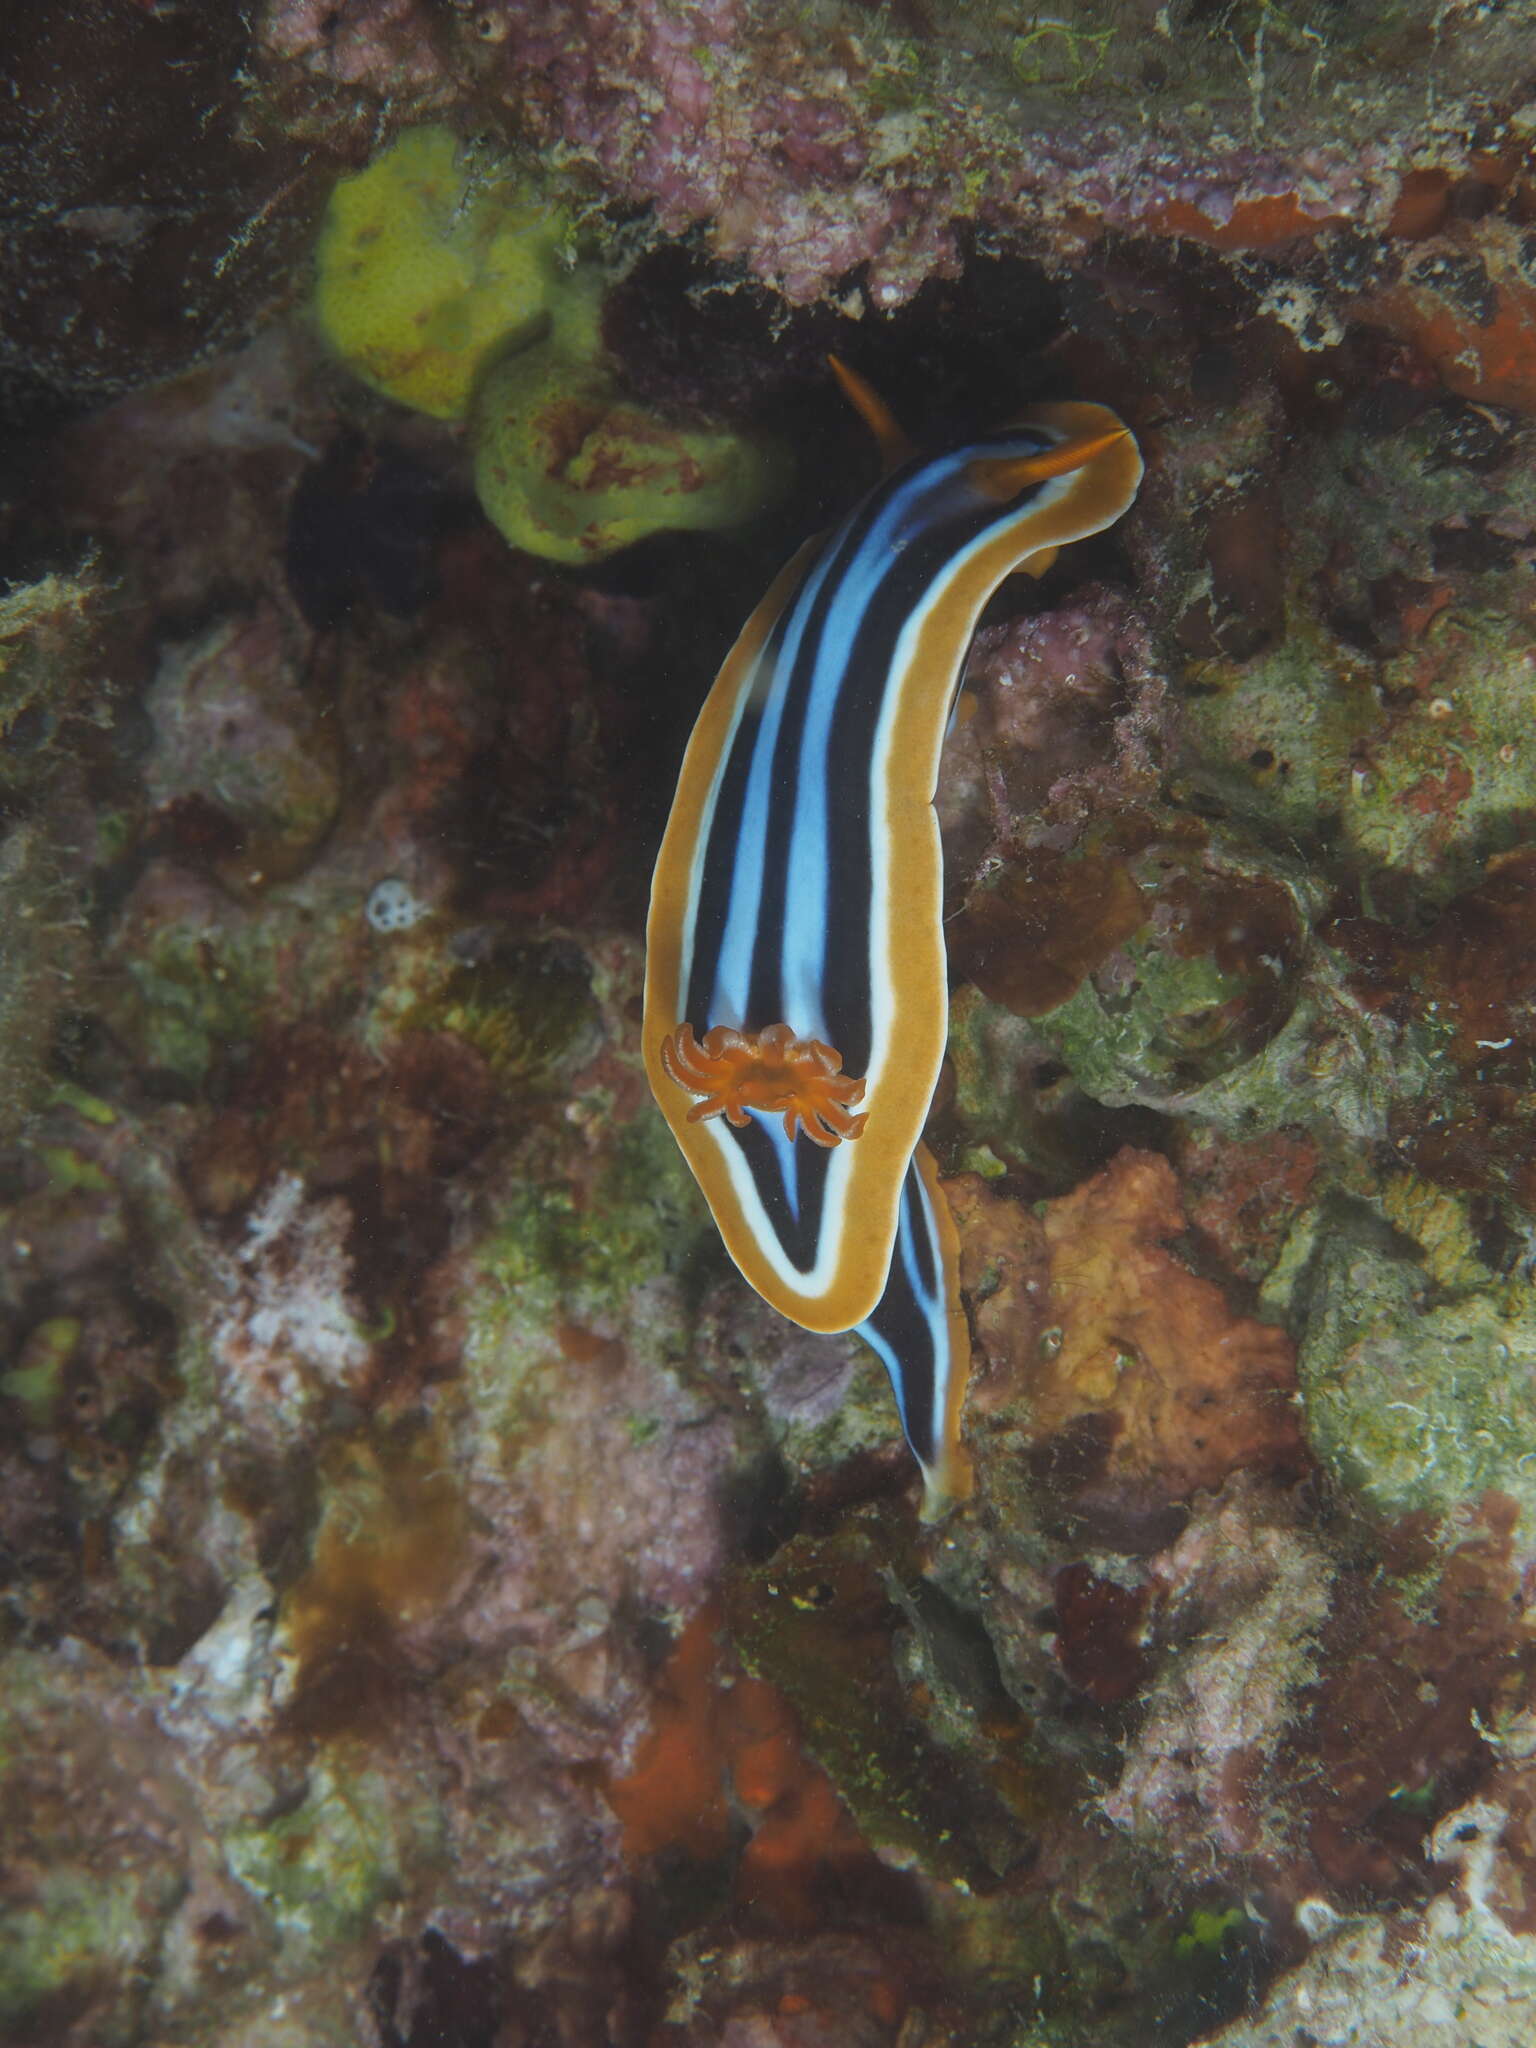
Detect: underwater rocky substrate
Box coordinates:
(5, 4, 1536, 2044)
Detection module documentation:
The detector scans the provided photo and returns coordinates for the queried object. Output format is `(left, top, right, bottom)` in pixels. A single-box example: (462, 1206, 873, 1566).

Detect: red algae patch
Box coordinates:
(953, 848, 1148, 1019)
(1289, 1500, 1536, 1898)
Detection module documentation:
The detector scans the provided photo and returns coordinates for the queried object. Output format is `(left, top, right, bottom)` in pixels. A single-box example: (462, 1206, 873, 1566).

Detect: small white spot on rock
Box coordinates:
(366, 878, 428, 933)
(1256, 277, 1345, 353)
(1295, 1896, 1340, 1940)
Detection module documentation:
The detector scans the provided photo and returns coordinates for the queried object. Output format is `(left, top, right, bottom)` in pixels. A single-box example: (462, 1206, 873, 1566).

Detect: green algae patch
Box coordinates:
(464, 1108, 718, 1424)
(402, 942, 600, 1087)
(0, 1866, 172, 2044)
(39, 1144, 110, 1194)
(1379, 1173, 1489, 1294)
(312, 126, 572, 421)
(1042, 936, 1260, 1100)
(0, 1315, 81, 1425)
(0, 569, 103, 1137)
(1174, 396, 1536, 919)
(1296, 1218, 1536, 1532)
(113, 915, 279, 1088)
(473, 348, 785, 565)
(1178, 617, 1378, 851)
(0, 564, 106, 777)
(945, 985, 1066, 1182)
(0, 1651, 189, 2045)
(475, 1111, 715, 1321)
(46, 1081, 118, 1126)
(1336, 607, 1536, 910)
(1182, 601, 1536, 919)
(224, 1750, 445, 1959)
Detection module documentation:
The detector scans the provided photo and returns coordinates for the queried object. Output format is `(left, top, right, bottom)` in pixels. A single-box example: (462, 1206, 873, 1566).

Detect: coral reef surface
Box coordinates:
(5, 2, 1536, 2044)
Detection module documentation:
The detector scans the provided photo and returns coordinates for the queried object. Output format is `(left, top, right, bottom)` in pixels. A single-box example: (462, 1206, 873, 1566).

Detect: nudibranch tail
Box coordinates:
(857, 1144, 973, 1520)
(661, 1021, 868, 1147)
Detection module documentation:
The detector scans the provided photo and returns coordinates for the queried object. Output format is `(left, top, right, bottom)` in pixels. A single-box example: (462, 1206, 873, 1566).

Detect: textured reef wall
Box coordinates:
(4, 1, 1536, 2043)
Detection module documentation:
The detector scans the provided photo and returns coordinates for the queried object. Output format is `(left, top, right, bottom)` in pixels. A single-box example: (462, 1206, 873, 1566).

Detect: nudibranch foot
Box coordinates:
(660, 1021, 868, 1149)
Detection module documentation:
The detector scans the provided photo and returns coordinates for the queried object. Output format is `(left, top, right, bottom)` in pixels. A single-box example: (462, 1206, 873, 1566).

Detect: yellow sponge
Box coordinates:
(473, 349, 785, 565)
(312, 126, 568, 421)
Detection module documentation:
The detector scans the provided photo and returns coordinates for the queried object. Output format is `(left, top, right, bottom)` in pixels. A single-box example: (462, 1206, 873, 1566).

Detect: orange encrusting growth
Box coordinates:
(660, 1021, 869, 1147)
(1363, 277, 1536, 415)
(1131, 192, 1349, 248)
(604, 1603, 879, 1926)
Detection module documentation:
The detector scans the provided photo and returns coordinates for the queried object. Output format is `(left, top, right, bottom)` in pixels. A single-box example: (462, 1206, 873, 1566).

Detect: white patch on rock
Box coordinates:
(1257, 276, 1345, 352)
(212, 1175, 372, 1441)
(366, 877, 429, 933)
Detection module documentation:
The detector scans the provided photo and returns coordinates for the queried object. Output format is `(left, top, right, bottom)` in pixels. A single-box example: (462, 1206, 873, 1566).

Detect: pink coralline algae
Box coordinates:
(254, 0, 1536, 323)
(1104, 1480, 1333, 1862)
(262, 0, 447, 93)
(942, 591, 1168, 851)
(260, 0, 969, 305)
(498, 0, 962, 305)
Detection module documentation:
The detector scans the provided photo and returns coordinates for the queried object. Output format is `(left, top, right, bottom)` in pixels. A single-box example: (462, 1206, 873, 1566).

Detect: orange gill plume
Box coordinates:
(659, 1022, 869, 1147)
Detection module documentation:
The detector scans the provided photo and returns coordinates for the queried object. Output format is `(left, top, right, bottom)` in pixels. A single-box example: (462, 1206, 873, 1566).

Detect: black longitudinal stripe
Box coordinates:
(863, 1175, 939, 1464)
(727, 1113, 812, 1267)
(723, 1118, 825, 1275)
(682, 609, 792, 1030)
(741, 723, 795, 1037)
(743, 477, 908, 1036)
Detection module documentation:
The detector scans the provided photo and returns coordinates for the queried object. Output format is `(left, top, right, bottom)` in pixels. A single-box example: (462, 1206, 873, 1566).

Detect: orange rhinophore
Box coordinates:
(660, 1021, 868, 1147)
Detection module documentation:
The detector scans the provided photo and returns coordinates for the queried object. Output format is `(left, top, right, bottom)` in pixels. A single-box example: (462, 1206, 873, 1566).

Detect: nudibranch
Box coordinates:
(644, 363, 1143, 1513)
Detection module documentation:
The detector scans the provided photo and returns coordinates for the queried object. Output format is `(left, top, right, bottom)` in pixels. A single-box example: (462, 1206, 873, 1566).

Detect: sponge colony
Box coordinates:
(312, 126, 569, 421)
(473, 350, 785, 566)
(312, 126, 786, 561)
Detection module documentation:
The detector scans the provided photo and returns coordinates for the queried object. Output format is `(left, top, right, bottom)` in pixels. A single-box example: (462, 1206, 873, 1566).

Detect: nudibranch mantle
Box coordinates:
(645, 390, 1142, 1508)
